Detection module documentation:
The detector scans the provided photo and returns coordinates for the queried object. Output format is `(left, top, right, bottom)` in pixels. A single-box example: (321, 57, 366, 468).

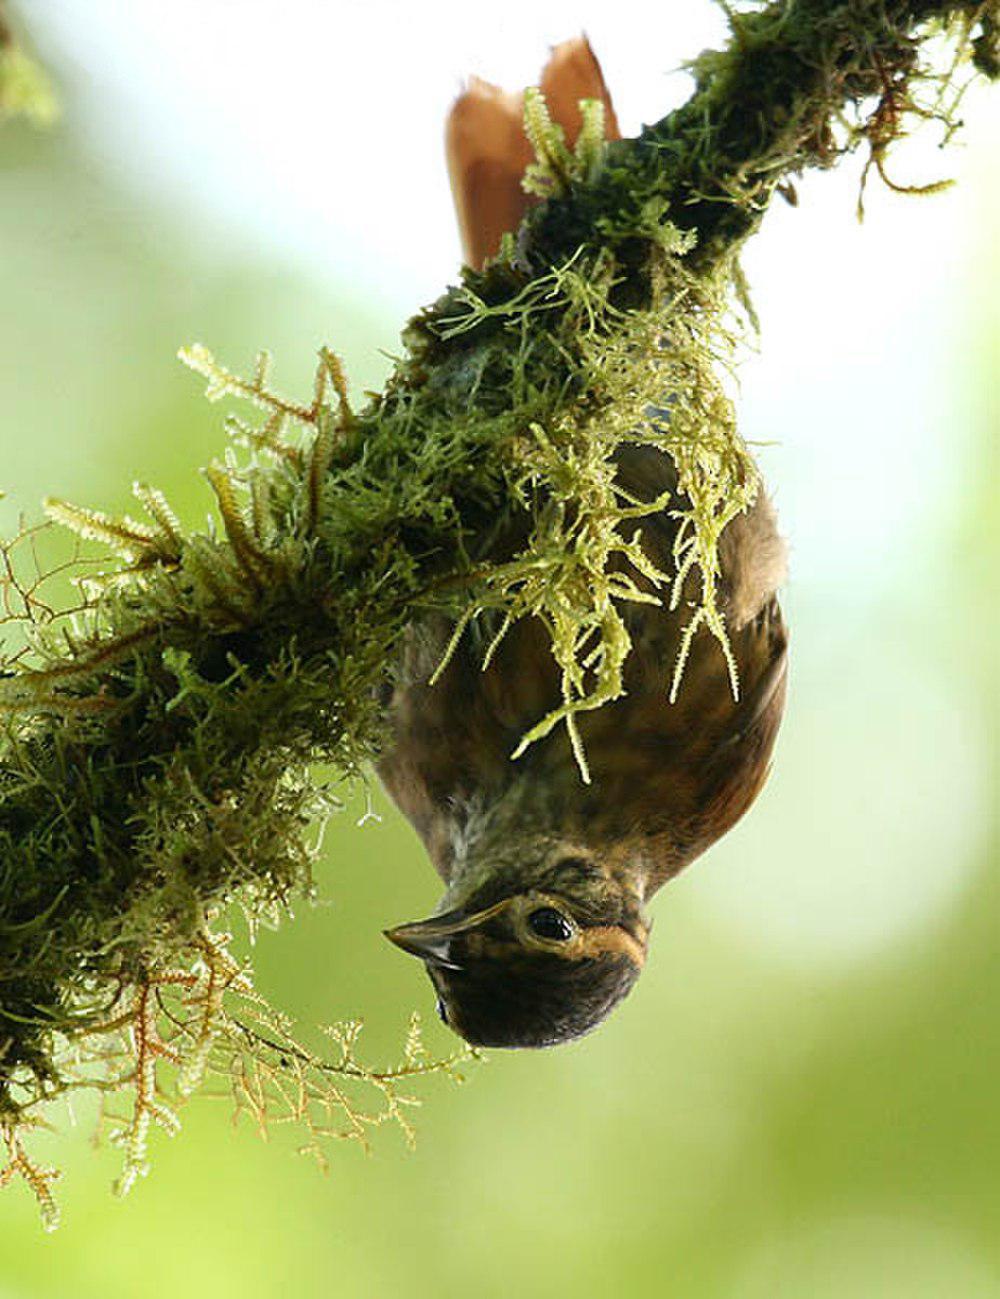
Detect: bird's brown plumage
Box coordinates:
(379, 38, 788, 1048)
(446, 36, 620, 270)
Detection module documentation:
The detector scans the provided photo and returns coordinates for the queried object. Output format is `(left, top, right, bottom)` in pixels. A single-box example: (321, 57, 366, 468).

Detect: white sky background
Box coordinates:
(25, 1, 733, 309)
(21, 1, 1000, 968)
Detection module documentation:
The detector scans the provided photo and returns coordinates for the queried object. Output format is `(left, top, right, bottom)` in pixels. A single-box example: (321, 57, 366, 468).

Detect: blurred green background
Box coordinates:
(1, 5, 997, 1297)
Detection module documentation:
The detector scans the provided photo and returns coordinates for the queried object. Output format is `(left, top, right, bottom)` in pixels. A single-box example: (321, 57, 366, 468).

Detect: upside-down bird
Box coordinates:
(379, 37, 788, 1048)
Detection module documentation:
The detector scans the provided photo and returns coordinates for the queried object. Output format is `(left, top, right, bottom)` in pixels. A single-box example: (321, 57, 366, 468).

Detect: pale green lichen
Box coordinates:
(0, 0, 996, 1227)
(424, 239, 756, 778)
(522, 88, 607, 196)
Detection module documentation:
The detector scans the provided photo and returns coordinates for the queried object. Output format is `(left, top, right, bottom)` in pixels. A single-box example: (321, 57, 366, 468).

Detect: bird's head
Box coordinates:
(384, 848, 648, 1048)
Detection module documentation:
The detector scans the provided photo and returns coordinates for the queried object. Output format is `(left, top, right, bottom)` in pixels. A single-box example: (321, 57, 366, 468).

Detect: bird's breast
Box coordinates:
(377, 447, 786, 888)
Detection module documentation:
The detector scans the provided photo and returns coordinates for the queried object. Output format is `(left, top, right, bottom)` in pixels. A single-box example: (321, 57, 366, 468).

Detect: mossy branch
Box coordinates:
(0, 0, 995, 1226)
(524, 0, 998, 273)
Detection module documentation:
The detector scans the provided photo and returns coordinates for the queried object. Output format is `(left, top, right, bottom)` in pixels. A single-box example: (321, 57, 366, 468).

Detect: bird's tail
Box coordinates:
(445, 36, 620, 271)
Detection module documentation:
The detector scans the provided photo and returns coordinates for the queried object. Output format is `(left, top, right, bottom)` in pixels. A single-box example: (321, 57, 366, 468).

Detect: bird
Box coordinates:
(378, 37, 788, 1049)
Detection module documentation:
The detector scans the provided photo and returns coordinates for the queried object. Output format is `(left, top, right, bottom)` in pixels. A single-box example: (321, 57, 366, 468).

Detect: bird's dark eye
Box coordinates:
(436, 996, 448, 1025)
(527, 907, 573, 942)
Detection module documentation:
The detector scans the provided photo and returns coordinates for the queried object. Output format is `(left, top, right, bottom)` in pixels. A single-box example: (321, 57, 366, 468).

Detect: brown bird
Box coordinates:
(380, 38, 787, 1048)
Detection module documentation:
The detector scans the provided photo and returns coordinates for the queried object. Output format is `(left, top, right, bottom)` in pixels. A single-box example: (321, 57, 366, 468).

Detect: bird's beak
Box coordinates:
(383, 909, 470, 970)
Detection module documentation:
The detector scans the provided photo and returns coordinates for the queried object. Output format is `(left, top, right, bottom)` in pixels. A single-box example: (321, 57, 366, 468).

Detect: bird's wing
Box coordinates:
(445, 36, 620, 270)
